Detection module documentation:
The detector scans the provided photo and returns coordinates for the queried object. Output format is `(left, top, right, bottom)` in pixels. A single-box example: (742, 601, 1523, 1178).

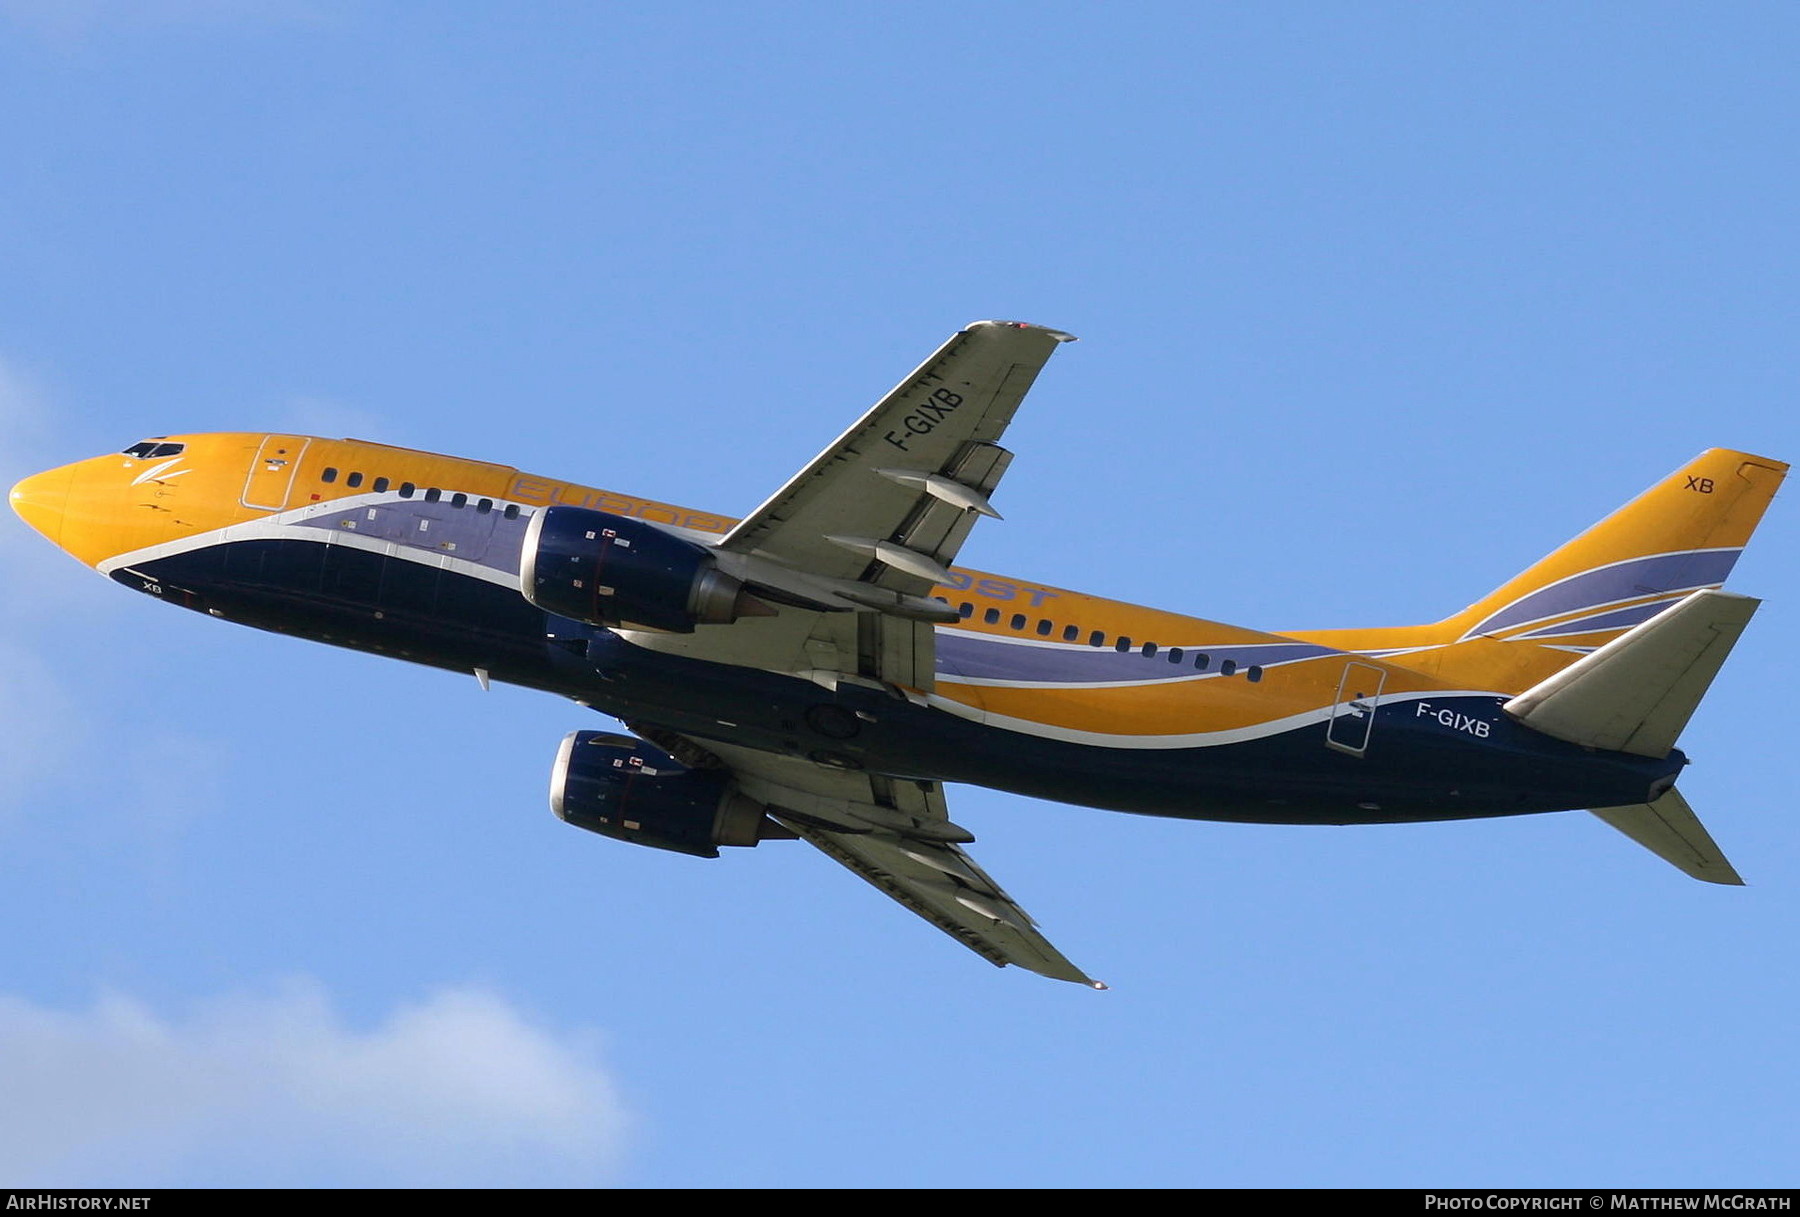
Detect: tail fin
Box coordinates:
(1301, 450, 1782, 885)
(1357, 449, 1786, 696)
(1440, 449, 1784, 650)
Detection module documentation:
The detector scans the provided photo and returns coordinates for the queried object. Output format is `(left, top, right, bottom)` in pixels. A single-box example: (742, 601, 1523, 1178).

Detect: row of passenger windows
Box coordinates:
(326, 458, 1258, 681)
(945, 600, 1264, 680)
(320, 467, 522, 519)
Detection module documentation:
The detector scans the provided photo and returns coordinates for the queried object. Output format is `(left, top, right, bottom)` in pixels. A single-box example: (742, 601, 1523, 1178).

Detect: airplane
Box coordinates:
(8, 320, 1786, 987)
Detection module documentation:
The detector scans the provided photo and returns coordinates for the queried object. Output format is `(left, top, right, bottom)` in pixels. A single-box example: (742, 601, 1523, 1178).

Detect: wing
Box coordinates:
(635, 729, 1098, 986)
(721, 319, 1074, 591)
(616, 323, 1093, 983)
(624, 320, 1074, 691)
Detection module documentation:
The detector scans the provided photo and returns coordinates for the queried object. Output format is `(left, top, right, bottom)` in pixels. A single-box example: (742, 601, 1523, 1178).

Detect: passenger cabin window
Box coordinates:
(122, 440, 185, 460)
(1089, 630, 1106, 647)
(1167, 648, 1184, 664)
(451, 492, 467, 508)
(424, 488, 442, 503)
(321, 468, 338, 483)
(1063, 624, 1080, 642)
(1142, 642, 1158, 657)
(503, 504, 520, 520)
(1010, 613, 1027, 631)
(984, 608, 1000, 625)
(1035, 619, 1052, 636)
(958, 602, 974, 618)
(1194, 653, 1209, 670)
(1247, 666, 1264, 683)
(346, 472, 364, 488)
(476, 498, 493, 514)
(373, 477, 390, 493)
(1220, 659, 1238, 676)
(1114, 637, 1132, 653)
(399, 483, 416, 498)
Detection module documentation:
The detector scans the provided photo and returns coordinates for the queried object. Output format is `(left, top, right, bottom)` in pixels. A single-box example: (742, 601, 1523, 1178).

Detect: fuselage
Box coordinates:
(10, 432, 1681, 825)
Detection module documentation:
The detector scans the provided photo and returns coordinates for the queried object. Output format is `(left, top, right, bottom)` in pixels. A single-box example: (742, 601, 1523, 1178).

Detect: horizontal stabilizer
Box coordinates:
(1503, 589, 1759, 757)
(1589, 788, 1743, 885)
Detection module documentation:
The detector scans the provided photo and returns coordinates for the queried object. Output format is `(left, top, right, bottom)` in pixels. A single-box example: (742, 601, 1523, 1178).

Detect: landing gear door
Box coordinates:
(1326, 661, 1386, 757)
(242, 435, 311, 512)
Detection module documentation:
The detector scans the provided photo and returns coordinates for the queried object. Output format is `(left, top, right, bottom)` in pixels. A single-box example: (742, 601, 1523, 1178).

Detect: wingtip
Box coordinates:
(966, 319, 1079, 343)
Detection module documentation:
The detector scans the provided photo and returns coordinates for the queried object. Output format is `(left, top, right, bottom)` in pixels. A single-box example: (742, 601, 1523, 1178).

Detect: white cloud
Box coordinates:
(0, 981, 631, 1186)
(0, 358, 93, 819)
(0, 366, 626, 1184)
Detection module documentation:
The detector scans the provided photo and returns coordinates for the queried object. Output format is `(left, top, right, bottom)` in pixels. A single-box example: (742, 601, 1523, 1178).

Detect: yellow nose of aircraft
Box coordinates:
(13, 436, 255, 572)
(9, 464, 74, 547)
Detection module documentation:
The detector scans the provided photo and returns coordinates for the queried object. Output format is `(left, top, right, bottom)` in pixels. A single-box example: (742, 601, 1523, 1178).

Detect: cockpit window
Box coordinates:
(122, 440, 186, 460)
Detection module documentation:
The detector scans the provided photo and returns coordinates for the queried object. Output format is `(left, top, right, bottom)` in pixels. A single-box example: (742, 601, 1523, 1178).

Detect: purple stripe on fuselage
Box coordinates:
(1465, 549, 1739, 638)
(286, 497, 531, 575)
(934, 631, 1335, 683)
(1513, 596, 1683, 640)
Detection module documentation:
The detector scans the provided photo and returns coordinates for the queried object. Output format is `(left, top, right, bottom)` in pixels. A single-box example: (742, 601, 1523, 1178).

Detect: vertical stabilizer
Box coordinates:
(1445, 449, 1783, 649)
(1303, 450, 1786, 696)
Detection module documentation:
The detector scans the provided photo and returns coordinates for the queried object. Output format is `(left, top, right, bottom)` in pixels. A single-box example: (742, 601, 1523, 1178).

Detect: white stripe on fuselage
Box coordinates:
(925, 688, 1508, 749)
(99, 498, 1516, 752)
(96, 493, 534, 590)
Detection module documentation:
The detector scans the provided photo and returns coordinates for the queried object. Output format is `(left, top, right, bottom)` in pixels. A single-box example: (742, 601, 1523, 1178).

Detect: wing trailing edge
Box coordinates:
(674, 736, 1100, 986)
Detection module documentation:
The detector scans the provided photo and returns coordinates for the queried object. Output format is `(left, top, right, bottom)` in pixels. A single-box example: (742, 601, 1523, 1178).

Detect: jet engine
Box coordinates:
(521, 506, 768, 633)
(549, 730, 768, 858)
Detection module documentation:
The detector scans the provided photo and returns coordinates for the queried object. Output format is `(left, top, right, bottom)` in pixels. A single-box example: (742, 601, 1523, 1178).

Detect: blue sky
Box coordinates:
(1, 1, 1795, 1187)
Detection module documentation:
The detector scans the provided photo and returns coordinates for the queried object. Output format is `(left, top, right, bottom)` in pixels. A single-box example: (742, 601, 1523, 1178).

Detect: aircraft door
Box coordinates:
(241, 435, 311, 511)
(1326, 661, 1386, 757)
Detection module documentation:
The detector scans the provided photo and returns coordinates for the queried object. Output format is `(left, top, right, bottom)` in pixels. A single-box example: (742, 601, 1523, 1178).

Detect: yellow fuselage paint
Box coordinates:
(10, 434, 1786, 745)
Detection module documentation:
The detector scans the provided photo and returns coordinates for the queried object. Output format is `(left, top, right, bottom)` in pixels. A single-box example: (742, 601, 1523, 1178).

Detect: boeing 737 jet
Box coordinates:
(9, 321, 1786, 985)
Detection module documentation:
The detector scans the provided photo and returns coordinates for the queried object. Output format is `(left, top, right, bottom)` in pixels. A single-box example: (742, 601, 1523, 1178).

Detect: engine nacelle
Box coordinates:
(521, 506, 758, 633)
(549, 731, 767, 858)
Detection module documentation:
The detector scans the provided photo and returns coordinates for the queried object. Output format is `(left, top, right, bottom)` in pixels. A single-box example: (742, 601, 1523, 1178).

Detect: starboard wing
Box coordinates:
(645, 731, 1097, 986)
